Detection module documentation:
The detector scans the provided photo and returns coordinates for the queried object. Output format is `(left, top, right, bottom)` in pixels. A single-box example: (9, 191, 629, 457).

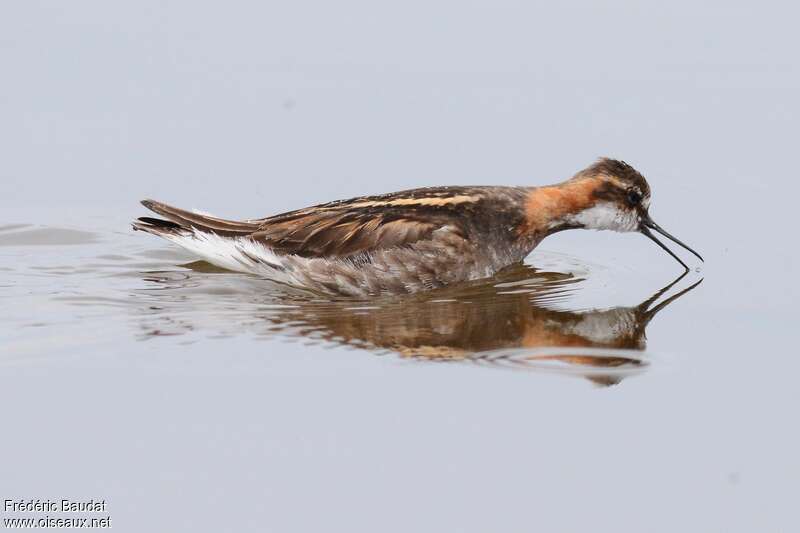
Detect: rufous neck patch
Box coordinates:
(523, 178, 599, 234)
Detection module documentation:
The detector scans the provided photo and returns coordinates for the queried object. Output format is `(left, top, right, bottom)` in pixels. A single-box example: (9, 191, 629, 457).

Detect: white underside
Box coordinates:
(162, 230, 303, 284)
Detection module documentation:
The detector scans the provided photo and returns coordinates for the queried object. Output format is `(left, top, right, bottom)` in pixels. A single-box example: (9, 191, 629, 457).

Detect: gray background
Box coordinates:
(2, 1, 799, 532)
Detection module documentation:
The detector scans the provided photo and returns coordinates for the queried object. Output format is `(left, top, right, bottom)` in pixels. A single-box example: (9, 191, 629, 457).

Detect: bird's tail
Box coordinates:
(132, 199, 259, 238)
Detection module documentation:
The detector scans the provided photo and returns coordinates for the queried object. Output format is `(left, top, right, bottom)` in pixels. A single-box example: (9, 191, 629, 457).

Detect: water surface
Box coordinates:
(4, 222, 701, 385)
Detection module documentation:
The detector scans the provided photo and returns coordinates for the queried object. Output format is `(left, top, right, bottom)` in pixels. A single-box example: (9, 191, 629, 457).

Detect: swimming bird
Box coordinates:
(133, 158, 702, 296)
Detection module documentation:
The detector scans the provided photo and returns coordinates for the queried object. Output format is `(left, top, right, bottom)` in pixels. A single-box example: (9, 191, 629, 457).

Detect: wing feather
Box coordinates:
(137, 186, 527, 259)
(251, 209, 450, 257)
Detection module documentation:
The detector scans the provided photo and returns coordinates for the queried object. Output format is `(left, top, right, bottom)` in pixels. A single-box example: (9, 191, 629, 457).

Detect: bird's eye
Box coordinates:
(626, 190, 642, 206)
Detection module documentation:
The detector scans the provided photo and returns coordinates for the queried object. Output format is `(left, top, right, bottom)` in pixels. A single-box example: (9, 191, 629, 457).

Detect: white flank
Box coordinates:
(563, 202, 639, 232)
(162, 230, 300, 284)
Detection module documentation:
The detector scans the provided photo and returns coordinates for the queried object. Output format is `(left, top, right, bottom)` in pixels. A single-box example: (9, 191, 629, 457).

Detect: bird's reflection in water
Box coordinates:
(137, 262, 701, 386)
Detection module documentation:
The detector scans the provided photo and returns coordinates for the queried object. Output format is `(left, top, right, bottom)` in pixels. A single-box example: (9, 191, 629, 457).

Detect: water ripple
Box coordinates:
(1, 223, 702, 385)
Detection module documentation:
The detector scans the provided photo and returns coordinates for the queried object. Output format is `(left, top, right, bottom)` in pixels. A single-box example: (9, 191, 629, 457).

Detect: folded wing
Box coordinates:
(134, 187, 485, 258)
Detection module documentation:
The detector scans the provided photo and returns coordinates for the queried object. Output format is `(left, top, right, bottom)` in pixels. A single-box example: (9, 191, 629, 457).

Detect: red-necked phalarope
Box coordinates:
(133, 158, 703, 296)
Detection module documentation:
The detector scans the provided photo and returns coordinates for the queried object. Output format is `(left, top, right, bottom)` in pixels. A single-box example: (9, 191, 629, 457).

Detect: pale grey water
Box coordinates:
(2, 1, 799, 532)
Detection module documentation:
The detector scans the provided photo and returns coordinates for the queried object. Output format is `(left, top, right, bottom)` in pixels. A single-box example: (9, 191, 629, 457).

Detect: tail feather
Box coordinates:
(133, 199, 259, 237)
(132, 216, 185, 237)
(132, 200, 295, 278)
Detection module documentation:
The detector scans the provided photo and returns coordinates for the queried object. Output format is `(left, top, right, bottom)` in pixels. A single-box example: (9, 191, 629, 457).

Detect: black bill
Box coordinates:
(640, 214, 704, 271)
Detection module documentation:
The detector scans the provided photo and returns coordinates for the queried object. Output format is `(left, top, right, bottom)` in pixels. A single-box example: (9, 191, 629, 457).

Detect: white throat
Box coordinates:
(561, 202, 639, 232)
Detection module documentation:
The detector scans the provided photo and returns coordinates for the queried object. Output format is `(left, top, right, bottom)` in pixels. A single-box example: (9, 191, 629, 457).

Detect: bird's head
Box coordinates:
(563, 158, 652, 233)
(526, 158, 703, 270)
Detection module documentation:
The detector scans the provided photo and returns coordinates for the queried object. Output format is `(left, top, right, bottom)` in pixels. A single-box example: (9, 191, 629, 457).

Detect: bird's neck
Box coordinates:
(521, 178, 598, 237)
